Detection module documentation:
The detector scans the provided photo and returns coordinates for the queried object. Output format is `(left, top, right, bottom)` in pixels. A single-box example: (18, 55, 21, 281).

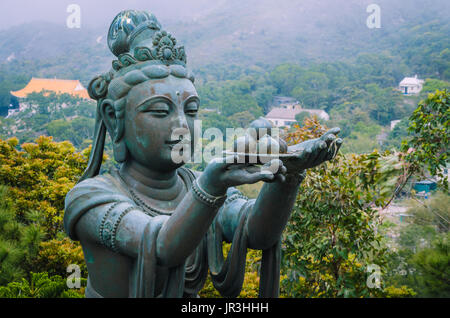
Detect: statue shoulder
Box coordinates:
(64, 170, 134, 240)
(66, 171, 126, 201)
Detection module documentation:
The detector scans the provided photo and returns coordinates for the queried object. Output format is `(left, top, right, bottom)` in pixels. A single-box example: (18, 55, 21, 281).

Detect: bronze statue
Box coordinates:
(64, 10, 342, 298)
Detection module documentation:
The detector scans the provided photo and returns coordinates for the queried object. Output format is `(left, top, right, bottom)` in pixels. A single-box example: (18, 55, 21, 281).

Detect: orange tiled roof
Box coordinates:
(11, 78, 90, 99)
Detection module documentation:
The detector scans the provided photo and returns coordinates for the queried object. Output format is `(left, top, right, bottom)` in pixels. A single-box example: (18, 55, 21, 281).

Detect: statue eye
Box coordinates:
(144, 102, 170, 116)
(185, 101, 199, 116)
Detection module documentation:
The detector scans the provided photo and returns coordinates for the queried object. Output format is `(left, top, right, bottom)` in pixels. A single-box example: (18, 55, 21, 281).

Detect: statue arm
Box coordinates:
(217, 173, 305, 250)
(74, 187, 224, 267)
(154, 186, 224, 267)
(245, 173, 305, 250)
(74, 201, 155, 259)
(242, 128, 342, 250)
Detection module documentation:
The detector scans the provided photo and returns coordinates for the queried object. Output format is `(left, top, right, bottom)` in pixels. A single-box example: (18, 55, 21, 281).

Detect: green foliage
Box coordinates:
(383, 191, 450, 298)
(198, 79, 264, 119)
(0, 137, 91, 297)
(281, 152, 400, 297)
(407, 192, 450, 232)
(0, 187, 49, 285)
(385, 226, 449, 298)
(46, 117, 95, 149)
(391, 20, 450, 81)
(384, 118, 410, 150)
(0, 92, 97, 149)
(32, 237, 87, 278)
(0, 136, 89, 235)
(199, 245, 262, 298)
(402, 90, 450, 189)
(281, 122, 413, 297)
(421, 79, 450, 95)
(409, 233, 449, 297)
(0, 272, 85, 298)
(295, 111, 311, 125)
(340, 122, 382, 154)
(383, 285, 416, 298)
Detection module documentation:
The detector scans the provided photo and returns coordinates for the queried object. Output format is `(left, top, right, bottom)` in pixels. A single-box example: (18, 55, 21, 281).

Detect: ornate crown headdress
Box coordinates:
(108, 10, 187, 71)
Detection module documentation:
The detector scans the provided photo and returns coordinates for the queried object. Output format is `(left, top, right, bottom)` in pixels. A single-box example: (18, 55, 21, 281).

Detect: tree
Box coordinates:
(0, 272, 85, 298)
(228, 111, 255, 128)
(409, 234, 450, 297)
(384, 118, 410, 150)
(295, 112, 312, 125)
(0, 137, 99, 296)
(402, 90, 450, 189)
(0, 136, 90, 235)
(421, 79, 450, 95)
(281, 119, 413, 297)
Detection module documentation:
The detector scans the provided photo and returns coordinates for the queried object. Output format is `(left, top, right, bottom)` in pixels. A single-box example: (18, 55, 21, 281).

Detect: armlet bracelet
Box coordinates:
(192, 179, 227, 209)
(224, 193, 248, 206)
(99, 202, 134, 252)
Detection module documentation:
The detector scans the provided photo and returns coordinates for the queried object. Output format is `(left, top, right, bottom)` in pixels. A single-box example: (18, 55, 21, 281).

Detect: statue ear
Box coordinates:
(100, 99, 128, 163)
(100, 99, 117, 137)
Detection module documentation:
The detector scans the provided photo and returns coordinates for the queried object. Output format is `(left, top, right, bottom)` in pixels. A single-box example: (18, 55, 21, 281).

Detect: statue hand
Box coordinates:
(198, 156, 286, 196)
(285, 127, 343, 173)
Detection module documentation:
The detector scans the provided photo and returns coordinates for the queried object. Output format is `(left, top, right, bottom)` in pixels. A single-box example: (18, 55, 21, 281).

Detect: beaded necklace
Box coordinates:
(118, 167, 192, 217)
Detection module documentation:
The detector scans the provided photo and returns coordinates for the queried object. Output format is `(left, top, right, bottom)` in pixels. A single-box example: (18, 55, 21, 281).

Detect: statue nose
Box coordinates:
(174, 110, 189, 130)
(171, 111, 190, 140)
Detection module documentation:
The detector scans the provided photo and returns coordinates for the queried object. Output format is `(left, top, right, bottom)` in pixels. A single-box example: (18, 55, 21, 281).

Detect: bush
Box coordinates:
(32, 237, 87, 278)
(0, 272, 85, 298)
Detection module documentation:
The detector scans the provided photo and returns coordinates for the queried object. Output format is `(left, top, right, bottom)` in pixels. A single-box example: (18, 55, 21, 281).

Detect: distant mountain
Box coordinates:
(0, 21, 112, 85)
(0, 0, 448, 83)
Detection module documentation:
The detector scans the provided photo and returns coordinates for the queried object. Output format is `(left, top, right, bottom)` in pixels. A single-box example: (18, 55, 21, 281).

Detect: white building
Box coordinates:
(399, 75, 424, 95)
(390, 120, 401, 130)
(265, 103, 329, 127)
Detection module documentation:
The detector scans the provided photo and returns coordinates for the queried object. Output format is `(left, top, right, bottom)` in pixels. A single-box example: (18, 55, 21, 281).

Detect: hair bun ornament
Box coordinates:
(88, 72, 113, 100)
(108, 10, 162, 57)
(108, 10, 187, 71)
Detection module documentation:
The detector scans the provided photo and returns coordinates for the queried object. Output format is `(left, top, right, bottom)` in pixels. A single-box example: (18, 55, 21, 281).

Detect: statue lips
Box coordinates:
(166, 139, 189, 150)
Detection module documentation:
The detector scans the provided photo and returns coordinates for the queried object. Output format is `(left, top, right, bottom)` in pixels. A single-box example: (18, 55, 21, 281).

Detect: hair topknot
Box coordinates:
(88, 10, 195, 102)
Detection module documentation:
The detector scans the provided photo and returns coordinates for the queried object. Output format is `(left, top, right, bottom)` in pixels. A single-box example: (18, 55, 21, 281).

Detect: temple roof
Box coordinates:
(11, 78, 90, 99)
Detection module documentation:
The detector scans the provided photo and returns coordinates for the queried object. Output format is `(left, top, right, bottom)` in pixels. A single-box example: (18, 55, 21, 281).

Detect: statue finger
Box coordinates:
(210, 155, 233, 165)
(324, 134, 337, 146)
(242, 165, 262, 174)
(262, 159, 283, 175)
(313, 140, 327, 153)
(327, 138, 343, 160)
(226, 163, 252, 171)
(221, 154, 247, 167)
(246, 170, 275, 184)
(321, 127, 341, 140)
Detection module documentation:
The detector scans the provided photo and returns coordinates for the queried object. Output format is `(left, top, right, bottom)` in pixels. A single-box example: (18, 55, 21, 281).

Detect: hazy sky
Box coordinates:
(0, 0, 220, 30)
(1, 0, 448, 31)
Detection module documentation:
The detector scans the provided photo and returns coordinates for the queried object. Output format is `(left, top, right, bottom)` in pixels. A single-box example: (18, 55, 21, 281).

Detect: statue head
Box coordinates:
(81, 10, 198, 181)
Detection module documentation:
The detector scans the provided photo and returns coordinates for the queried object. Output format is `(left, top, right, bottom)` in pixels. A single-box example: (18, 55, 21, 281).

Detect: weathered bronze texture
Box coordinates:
(64, 10, 343, 298)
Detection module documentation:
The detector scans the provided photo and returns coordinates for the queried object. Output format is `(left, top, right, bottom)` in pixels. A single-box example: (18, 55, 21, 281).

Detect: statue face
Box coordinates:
(123, 75, 199, 172)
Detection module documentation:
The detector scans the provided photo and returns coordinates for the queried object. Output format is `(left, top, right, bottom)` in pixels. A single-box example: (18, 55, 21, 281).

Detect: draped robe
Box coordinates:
(64, 167, 281, 298)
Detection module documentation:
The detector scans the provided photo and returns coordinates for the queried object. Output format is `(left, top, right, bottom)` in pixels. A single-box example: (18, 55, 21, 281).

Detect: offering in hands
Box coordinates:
(230, 117, 289, 159)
